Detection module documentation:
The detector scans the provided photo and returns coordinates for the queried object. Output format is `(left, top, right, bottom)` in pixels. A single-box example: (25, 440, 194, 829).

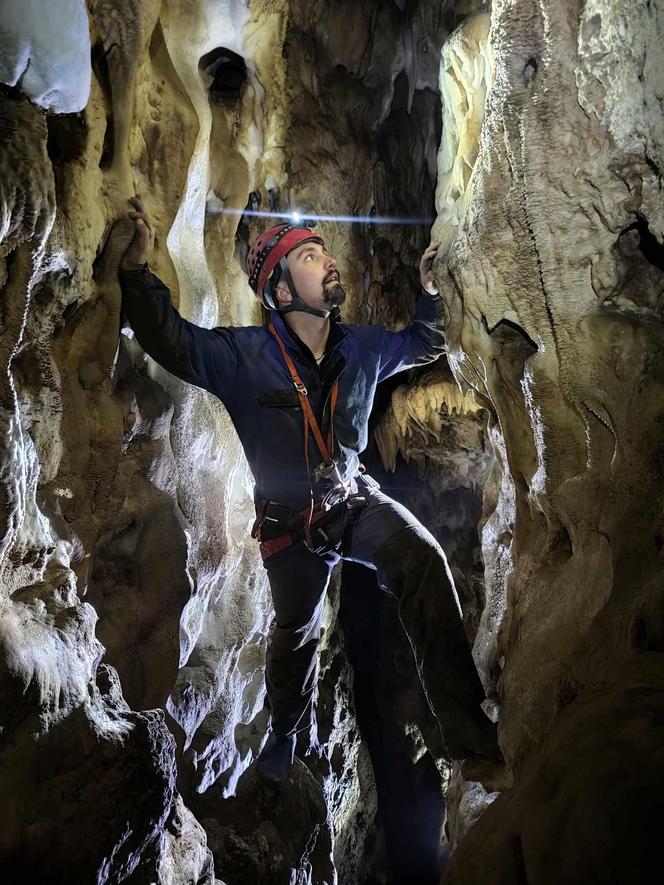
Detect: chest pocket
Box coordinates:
(256, 388, 302, 408)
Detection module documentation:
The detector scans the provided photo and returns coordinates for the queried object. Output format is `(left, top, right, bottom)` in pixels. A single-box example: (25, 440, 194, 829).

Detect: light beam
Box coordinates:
(215, 207, 433, 226)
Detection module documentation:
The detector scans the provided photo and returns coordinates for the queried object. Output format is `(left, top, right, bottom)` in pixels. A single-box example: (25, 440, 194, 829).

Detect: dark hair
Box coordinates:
(265, 265, 283, 304)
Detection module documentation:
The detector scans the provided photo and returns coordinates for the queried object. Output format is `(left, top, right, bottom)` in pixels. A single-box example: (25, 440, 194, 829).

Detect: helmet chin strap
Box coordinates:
(275, 257, 332, 320)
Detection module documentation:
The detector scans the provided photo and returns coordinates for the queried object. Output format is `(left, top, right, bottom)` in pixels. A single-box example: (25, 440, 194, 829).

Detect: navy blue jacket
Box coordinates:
(120, 267, 446, 509)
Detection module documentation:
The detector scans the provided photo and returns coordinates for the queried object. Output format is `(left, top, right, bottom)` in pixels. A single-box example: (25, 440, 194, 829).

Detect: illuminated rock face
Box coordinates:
(434, 0, 664, 878)
(0, 0, 284, 879)
(4, 0, 659, 881)
(0, 0, 91, 112)
(0, 0, 470, 882)
(433, 11, 493, 256)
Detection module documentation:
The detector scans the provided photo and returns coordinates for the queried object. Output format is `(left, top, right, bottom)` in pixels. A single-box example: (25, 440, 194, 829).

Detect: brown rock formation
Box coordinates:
(2, 0, 661, 882)
(435, 0, 664, 878)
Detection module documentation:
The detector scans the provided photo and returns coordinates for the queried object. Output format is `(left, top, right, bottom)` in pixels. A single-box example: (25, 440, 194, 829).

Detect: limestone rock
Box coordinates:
(194, 760, 335, 885)
(0, 663, 178, 882)
(0, 0, 91, 113)
(433, 11, 492, 257)
(443, 672, 664, 884)
(131, 795, 218, 885)
(433, 0, 664, 873)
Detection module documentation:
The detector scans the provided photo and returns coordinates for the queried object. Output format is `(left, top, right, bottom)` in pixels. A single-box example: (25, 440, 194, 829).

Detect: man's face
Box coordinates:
(282, 241, 346, 311)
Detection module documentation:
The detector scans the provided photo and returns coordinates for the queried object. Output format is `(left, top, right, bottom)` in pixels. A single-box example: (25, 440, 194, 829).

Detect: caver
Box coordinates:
(119, 196, 502, 784)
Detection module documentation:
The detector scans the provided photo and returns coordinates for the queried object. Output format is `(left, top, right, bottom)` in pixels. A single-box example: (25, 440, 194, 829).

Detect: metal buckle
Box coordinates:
(295, 381, 307, 395)
(313, 459, 344, 484)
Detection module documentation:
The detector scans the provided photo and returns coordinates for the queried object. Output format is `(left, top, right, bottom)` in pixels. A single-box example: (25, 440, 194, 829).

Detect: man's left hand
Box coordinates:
(419, 241, 441, 295)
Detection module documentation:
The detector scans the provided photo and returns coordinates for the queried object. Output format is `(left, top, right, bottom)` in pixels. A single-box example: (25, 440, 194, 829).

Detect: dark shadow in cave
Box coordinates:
(198, 47, 247, 102)
(341, 555, 450, 885)
(622, 215, 664, 273)
(91, 40, 114, 170)
(339, 369, 450, 884)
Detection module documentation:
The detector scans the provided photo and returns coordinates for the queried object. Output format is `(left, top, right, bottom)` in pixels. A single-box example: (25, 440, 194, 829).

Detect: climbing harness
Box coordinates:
(251, 321, 353, 558)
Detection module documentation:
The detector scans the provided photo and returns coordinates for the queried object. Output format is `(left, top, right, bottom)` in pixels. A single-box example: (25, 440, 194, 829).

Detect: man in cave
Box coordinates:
(118, 195, 501, 784)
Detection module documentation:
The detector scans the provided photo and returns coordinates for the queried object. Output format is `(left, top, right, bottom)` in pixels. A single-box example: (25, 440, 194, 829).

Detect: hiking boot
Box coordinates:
(257, 731, 296, 784)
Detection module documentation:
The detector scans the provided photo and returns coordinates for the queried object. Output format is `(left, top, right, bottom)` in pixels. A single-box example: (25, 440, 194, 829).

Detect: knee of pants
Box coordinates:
(270, 607, 325, 652)
(375, 526, 455, 598)
(378, 536, 461, 626)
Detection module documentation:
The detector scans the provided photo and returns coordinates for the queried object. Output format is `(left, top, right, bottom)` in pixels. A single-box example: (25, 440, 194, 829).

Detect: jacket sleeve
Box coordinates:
(377, 289, 446, 382)
(119, 266, 238, 396)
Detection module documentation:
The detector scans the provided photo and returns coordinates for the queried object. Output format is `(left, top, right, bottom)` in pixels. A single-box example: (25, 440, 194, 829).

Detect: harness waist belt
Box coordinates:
(259, 534, 295, 559)
(253, 499, 329, 559)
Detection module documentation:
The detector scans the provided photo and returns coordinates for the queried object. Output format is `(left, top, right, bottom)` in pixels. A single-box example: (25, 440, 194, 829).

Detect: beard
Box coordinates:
(323, 279, 346, 307)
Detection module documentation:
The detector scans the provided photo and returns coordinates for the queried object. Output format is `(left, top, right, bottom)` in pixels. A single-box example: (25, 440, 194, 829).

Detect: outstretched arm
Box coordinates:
(377, 241, 446, 382)
(119, 197, 238, 394)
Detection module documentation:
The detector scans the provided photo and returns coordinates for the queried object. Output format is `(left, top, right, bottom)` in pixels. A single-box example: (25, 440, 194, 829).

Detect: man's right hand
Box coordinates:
(120, 196, 155, 270)
(419, 241, 441, 295)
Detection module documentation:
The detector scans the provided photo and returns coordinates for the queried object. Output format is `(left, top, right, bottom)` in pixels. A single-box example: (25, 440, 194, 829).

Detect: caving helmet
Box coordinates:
(246, 222, 332, 318)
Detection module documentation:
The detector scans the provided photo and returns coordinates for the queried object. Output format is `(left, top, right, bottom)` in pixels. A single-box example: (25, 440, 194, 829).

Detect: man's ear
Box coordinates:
(275, 279, 292, 306)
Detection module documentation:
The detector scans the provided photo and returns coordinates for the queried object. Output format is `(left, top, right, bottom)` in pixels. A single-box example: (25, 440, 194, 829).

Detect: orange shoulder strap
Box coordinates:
(268, 321, 338, 468)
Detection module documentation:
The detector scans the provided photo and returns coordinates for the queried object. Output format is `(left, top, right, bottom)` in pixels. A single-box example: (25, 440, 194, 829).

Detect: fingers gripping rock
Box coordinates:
(94, 216, 137, 285)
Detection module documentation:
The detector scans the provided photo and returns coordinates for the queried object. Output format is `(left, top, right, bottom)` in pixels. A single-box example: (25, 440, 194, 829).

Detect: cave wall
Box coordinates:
(0, 0, 305, 879)
(3, 0, 660, 882)
(434, 0, 664, 880)
(0, 1, 484, 882)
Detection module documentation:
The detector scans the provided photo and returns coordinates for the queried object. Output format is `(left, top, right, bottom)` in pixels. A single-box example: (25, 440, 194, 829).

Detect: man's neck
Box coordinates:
(282, 310, 330, 360)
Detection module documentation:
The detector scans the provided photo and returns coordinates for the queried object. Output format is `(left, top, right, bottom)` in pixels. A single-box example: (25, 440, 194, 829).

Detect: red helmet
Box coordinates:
(246, 223, 324, 309)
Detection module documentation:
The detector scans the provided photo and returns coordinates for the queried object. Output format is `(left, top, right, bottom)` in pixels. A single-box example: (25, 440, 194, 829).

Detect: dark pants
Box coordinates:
(262, 482, 489, 758)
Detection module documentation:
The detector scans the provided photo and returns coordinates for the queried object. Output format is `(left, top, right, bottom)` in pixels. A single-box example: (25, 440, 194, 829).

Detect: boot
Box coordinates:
(257, 731, 296, 784)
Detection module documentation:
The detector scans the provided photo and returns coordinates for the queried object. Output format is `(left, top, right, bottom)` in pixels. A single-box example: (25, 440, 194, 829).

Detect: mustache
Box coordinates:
(324, 271, 340, 285)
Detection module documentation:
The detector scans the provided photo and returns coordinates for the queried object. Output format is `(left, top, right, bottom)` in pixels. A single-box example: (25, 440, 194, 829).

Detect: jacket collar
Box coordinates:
(270, 309, 348, 359)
